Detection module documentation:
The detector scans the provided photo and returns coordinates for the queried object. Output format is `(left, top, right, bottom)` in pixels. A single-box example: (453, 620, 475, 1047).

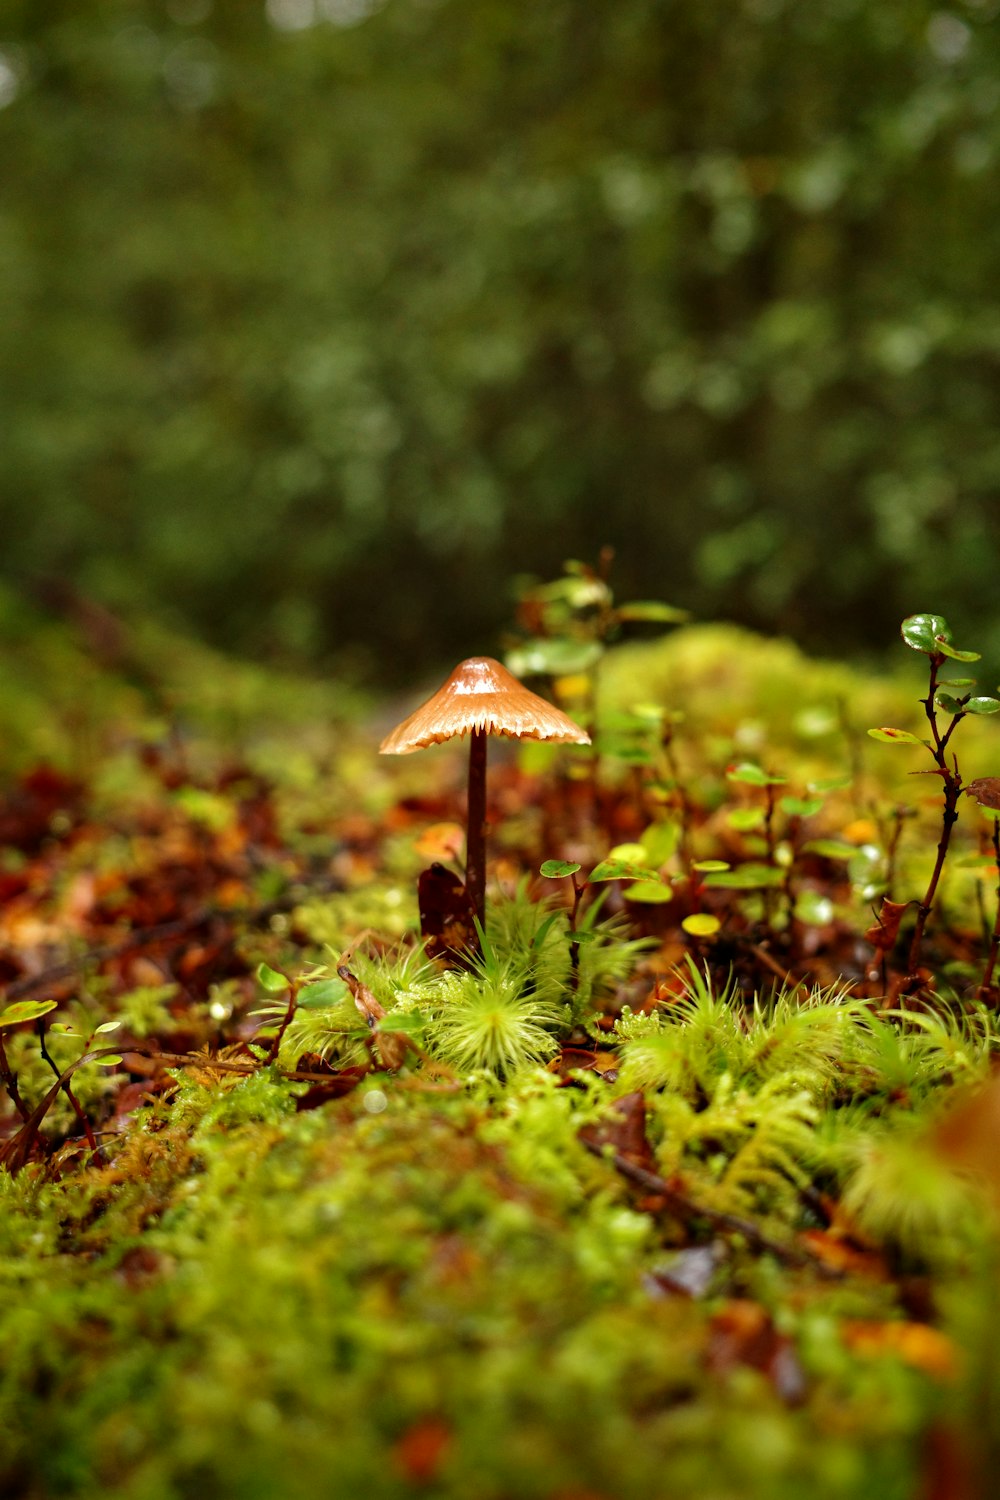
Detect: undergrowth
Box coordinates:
(3, 601, 1000, 1498)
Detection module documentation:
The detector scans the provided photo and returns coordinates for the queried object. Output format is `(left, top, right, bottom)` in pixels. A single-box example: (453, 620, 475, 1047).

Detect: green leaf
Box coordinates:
(505, 638, 603, 677)
(531, 914, 560, 950)
(540, 859, 582, 879)
(616, 601, 689, 624)
(809, 774, 853, 793)
(0, 999, 58, 1030)
(692, 859, 731, 872)
(568, 930, 601, 945)
(779, 796, 824, 818)
(682, 913, 721, 937)
(624, 880, 674, 904)
(802, 839, 856, 860)
(602, 744, 654, 766)
(607, 842, 649, 864)
(94, 1020, 122, 1035)
(901, 613, 951, 652)
(589, 859, 663, 883)
(726, 808, 766, 832)
(936, 640, 980, 663)
(702, 864, 784, 890)
(98, 1055, 124, 1067)
(640, 820, 680, 866)
(297, 979, 348, 1009)
(941, 678, 976, 688)
(966, 697, 1000, 715)
(794, 889, 836, 926)
(867, 727, 926, 746)
(934, 693, 966, 715)
(375, 1010, 427, 1037)
(726, 762, 786, 787)
(257, 963, 289, 994)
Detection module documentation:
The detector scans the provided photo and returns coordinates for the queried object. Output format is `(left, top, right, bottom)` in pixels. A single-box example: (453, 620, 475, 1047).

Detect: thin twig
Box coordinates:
(581, 1138, 843, 1279)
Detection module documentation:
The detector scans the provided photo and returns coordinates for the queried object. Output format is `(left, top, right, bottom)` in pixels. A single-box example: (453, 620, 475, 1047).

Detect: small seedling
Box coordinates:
(868, 613, 1000, 986)
(506, 553, 688, 827)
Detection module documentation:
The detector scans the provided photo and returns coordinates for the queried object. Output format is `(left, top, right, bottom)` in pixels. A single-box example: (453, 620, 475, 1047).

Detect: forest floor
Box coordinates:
(1, 586, 998, 1500)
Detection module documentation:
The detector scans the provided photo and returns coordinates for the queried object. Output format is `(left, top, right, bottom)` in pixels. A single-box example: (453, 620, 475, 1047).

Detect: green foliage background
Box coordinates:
(3, 0, 1000, 678)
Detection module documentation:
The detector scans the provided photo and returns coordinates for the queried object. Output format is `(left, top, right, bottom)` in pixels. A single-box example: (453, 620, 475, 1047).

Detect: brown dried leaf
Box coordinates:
(864, 897, 911, 951)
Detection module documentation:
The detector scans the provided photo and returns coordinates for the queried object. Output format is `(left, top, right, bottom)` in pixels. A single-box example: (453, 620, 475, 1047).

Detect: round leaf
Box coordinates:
(589, 859, 662, 883)
(779, 796, 824, 818)
(640, 820, 680, 865)
(624, 880, 674, 904)
(94, 1020, 122, 1035)
(0, 999, 58, 1030)
(901, 614, 951, 652)
(809, 774, 853, 793)
(607, 842, 648, 864)
(505, 638, 603, 677)
(966, 697, 1000, 716)
(256, 963, 289, 994)
(867, 727, 926, 746)
(802, 839, 856, 860)
(540, 859, 582, 879)
(702, 864, 784, 889)
(727, 808, 765, 832)
(616, 601, 689, 624)
(298, 979, 348, 1009)
(692, 859, 731, 872)
(682, 913, 721, 937)
(934, 693, 965, 715)
(726, 762, 786, 787)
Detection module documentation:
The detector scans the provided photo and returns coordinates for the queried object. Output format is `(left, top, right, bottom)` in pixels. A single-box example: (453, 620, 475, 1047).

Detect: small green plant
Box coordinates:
(868, 613, 1000, 985)
(423, 924, 564, 1076)
(505, 554, 688, 811)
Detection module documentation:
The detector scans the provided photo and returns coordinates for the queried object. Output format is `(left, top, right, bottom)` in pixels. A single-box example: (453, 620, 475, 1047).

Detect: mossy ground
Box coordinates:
(2, 603, 999, 1499)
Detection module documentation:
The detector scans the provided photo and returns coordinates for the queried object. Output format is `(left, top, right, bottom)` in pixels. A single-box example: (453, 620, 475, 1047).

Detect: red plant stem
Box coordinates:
(466, 728, 488, 935)
(906, 656, 964, 980)
(979, 818, 1000, 997)
(36, 1021, 100, 1157)
(266, 980, 299, 1064)
(568, 874, 584, 985)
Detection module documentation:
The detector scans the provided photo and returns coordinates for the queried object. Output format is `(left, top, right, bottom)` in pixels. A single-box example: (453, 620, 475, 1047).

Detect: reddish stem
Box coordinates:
(906, 656, 964, 982)
(466, 728, 488, 937)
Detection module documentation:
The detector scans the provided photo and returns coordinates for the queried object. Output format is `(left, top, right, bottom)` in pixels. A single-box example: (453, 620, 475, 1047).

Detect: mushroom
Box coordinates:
(379, 656, 590, 935)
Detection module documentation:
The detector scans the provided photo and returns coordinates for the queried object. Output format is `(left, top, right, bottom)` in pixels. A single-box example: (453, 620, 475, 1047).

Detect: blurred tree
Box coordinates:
(2, 0, 999, 679)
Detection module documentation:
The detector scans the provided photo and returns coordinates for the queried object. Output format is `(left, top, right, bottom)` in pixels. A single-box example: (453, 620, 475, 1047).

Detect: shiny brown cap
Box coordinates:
(379, 656, 591, 755)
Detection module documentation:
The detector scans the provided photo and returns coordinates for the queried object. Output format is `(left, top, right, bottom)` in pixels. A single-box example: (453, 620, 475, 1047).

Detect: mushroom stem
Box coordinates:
(466, 727, 488, 934)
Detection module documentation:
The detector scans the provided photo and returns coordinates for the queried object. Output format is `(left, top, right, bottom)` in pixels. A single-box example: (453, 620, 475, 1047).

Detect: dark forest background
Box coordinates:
(3, 0, 999, 682)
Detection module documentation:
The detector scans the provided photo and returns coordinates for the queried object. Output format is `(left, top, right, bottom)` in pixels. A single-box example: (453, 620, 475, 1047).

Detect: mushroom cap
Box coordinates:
(379, 656, 591, 754)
